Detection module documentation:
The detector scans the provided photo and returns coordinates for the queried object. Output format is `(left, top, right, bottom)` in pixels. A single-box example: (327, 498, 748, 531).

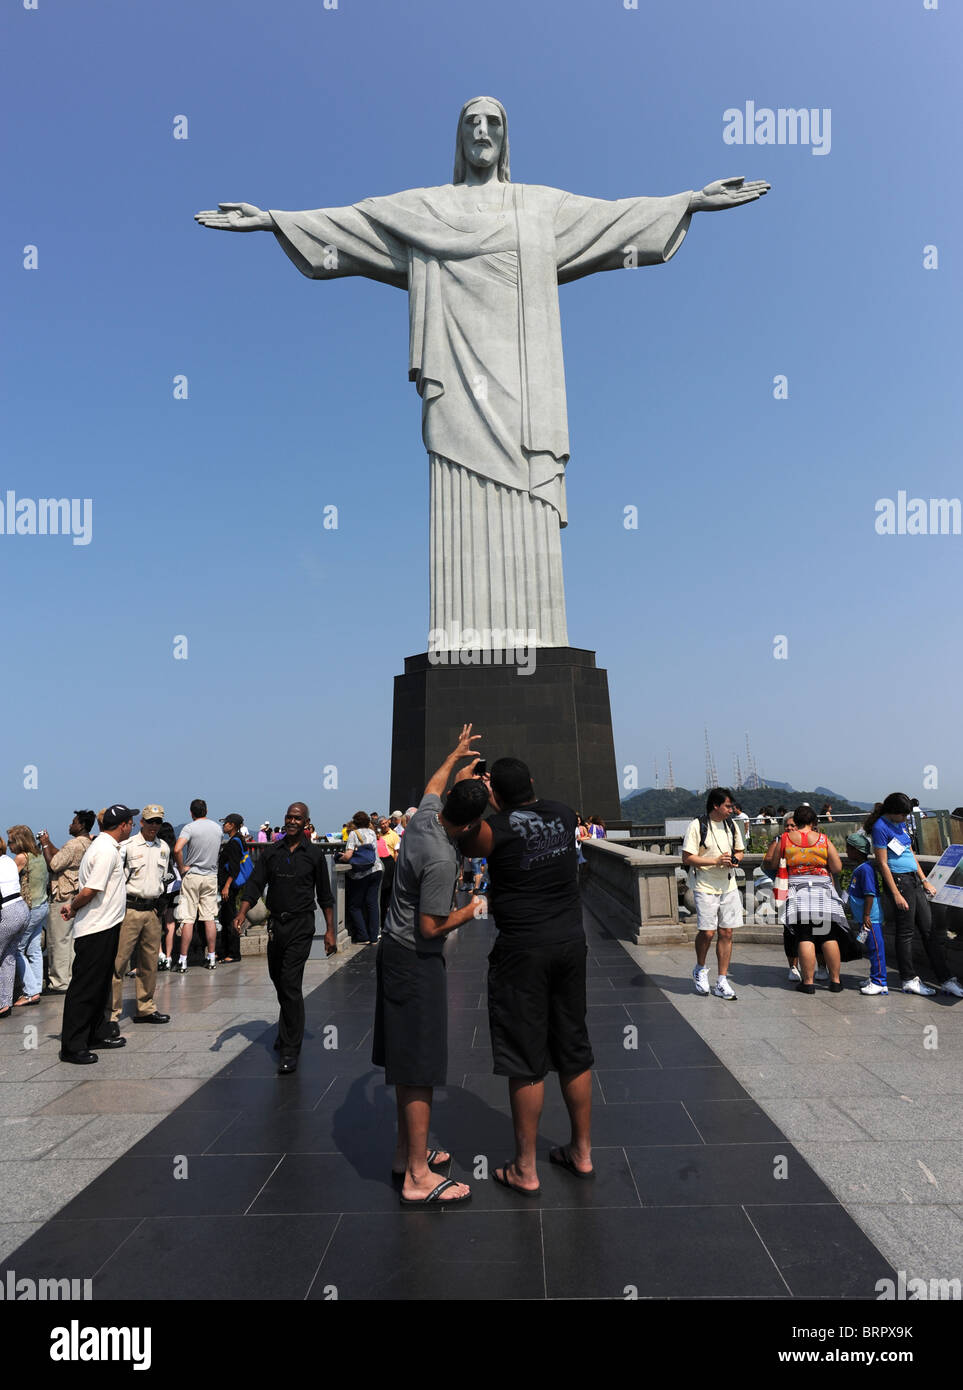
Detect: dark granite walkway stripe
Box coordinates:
(0, 914, 896, 1299)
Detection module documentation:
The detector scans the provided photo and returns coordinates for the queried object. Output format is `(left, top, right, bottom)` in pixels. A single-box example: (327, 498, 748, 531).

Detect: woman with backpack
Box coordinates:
(864, 793, 963, 997)
(342, 811, 383, 945)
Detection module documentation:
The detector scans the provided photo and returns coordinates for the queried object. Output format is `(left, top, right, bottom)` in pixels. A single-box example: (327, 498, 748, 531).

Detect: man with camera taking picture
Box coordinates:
(683, 787, 745, 1000)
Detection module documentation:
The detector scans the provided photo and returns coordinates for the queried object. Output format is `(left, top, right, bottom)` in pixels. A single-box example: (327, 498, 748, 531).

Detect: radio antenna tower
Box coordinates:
(733, 754, 744, 790)
(653, 758, 660, 790)
(744, 732, 762, 790)
(666, 751, 676, 792)
(704, 728, 718, 791)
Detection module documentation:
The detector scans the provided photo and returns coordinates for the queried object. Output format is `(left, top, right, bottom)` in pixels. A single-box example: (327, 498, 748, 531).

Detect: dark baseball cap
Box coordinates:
(102, 804, 139, 830)
(220, 813, 245, 828)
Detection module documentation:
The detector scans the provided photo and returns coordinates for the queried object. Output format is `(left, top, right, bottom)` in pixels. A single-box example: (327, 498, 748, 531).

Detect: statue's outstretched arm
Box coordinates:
(196, 198, 408, 289)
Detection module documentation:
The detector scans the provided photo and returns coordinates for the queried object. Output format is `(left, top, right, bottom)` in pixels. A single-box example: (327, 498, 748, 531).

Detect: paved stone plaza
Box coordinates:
(1, 909, 958, 1300)
(635, 933, 963, 1292)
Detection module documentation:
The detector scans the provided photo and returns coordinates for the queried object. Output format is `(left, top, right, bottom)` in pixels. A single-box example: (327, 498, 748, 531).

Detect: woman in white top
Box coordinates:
(0, 836, 31, 1017)
(342, 812, 383, 945)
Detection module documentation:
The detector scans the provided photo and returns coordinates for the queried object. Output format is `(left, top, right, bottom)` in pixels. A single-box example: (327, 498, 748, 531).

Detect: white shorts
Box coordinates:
(174, 871, 218, 923)
(694, 889, 742, 933)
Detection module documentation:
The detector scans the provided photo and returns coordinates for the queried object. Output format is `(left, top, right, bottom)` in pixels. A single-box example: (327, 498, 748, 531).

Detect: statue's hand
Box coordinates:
(194, 202, 273, 231)
(689, 177, 770, 213)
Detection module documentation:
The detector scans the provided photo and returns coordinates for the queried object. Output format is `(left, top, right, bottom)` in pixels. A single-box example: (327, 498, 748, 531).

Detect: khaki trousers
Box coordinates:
(111, 906, 163, 1021)
(46, 904, 75, 991)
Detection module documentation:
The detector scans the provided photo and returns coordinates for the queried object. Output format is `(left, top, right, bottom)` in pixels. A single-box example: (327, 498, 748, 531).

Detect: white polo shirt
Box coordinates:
(73, 834, 126, 938)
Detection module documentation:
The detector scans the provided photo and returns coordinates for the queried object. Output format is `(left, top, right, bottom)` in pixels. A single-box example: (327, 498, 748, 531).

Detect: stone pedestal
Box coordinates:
(389, 647, 621, 821)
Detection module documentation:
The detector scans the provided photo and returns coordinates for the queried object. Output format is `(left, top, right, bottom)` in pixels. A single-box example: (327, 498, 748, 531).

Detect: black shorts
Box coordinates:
(487, 936, 594, 1081)
(372, 934, 448, 1087)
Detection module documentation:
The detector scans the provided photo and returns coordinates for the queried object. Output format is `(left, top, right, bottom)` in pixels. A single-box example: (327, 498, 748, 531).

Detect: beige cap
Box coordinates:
(141, 804, 165, 820)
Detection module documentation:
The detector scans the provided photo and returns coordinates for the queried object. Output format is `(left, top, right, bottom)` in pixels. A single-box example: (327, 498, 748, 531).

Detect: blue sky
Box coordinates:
(3, 0, 960, 833)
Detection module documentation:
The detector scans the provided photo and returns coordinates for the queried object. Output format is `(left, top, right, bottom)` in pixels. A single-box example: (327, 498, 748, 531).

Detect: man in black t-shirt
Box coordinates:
(460, 757, 594, 1196)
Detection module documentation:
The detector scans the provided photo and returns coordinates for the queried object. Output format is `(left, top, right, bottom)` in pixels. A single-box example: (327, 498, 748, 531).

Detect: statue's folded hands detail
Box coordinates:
(196, 97, 768, 650)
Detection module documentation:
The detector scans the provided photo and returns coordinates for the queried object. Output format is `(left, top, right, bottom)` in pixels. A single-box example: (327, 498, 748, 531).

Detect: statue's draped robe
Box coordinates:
(271, 183, 692, 647)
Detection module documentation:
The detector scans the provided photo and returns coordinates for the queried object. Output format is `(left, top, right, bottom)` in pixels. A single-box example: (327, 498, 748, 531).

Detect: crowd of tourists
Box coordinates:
(682, 788, 960, 1002)
(0, 732, 595, 1205)
(0, 758, 957, 1208)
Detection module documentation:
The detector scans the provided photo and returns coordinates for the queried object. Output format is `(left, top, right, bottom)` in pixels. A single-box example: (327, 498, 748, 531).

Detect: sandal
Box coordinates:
(549, 1145, 595, 1180)
(493, 1161, 541, 1197)
(391, 1147, 450, 1182)
(399, 1178, 470, 1206)
(13, 994, 41, 1007)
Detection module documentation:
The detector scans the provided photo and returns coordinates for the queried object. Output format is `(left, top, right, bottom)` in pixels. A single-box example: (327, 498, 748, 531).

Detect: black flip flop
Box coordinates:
(399, 1178, 471, 1206)
(549, 1146, 595, 1180)
(493, 1162, 540, 1197)
(391, 1147, 450, 1184)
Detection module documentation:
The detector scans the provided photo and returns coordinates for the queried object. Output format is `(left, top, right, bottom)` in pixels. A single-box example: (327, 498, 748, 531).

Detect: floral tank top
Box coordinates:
(783, 832, 829, 877)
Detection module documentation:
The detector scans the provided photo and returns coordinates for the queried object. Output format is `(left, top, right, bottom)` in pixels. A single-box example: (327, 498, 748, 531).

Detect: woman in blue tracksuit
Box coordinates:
(864, 793, 962, 997)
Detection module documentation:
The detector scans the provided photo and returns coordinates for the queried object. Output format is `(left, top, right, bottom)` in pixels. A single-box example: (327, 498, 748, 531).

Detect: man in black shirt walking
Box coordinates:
(235, 802, 335, 1075)
(460, 757, 594, 1195)
(216, 814, 245, 964)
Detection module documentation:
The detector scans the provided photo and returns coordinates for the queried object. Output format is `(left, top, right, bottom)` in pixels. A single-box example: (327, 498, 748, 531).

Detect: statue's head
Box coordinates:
(453, 96, 510, 183)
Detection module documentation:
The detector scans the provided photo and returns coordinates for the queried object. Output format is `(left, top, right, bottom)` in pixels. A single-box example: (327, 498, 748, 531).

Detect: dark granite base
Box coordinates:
(389, 647, 621, 819)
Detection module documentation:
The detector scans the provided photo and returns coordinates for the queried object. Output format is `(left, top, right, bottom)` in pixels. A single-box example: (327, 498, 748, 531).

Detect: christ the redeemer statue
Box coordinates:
(196, 97, 768, 649)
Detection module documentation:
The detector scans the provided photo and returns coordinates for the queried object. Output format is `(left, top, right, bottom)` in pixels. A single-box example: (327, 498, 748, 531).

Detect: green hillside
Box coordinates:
(622, 786, 866, 823)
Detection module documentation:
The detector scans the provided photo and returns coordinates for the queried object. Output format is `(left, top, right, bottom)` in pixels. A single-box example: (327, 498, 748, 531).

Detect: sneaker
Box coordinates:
(157, 958, 170, 972)
(902, 977, 936, 996)
(175, 963, 187, 974)
(860, 981, 889, 996)
(814, 966, 829, 982)
(692, 966, 710, 996)
(712, 976, 737, 1001)
(205, 958, 217, 971)
(940, 977, 963, 998)
(787, 965, 801, 982)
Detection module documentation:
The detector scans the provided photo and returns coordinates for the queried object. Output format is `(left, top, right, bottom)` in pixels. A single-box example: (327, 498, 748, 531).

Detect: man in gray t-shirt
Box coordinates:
(176, 816, 222, 874)
(383, 794, 462, 955)
(172, 799, 223, 971)
(373, 724, 489, 1207)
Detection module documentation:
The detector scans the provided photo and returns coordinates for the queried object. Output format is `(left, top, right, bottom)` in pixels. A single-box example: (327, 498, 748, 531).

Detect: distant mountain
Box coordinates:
(620, 788, 705, 822)
(622, 781, 868, 822)
(813, 786, 874, 811)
